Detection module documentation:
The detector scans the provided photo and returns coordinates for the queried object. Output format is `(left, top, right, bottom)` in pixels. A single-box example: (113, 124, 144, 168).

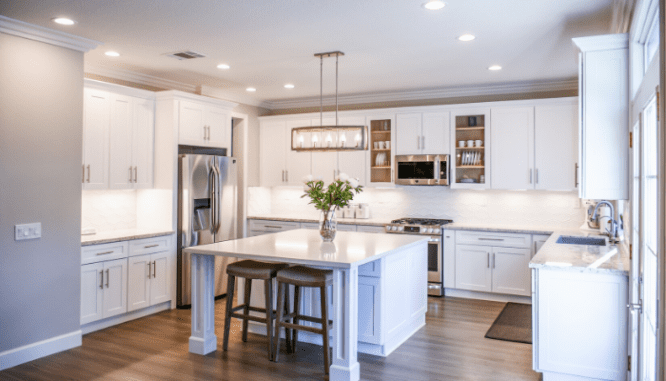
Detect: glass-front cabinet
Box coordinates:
(450, 108, 490, 189)
(366, 114, 395, 187)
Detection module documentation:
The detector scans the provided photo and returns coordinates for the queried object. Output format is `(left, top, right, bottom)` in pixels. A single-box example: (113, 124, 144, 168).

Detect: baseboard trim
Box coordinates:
(0, 330, 82, 371)
(444, 289, 532, 304)
(81, 301, 171, 335)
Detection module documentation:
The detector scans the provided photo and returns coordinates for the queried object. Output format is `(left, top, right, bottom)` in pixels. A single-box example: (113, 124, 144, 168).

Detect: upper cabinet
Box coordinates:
(490, 106, 534, 190)
(450, 108, 490, 189)
(83, 80, 155, 190)
(395, 112, 450, 155)
(259, 119, 313, 187)
(367, 114, 395, 187)
(178, 101, 231, 149)
(534, 103, 578, 191)
(573, 34, 629, 200)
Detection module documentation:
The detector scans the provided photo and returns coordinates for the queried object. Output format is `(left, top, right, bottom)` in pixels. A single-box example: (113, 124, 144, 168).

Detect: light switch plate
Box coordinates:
(15, 223, 41, 241)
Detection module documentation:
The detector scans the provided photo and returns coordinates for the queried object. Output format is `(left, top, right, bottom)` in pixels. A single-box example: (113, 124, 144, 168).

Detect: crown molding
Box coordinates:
(84, 63, 197, 93)
(155, 90, 237, 109)
(0, 15, 101, 52)
(572, 33, 629, 52)
(611, 0, 637, 34)
(260, 78, 578, 110)
(197, 85, 265, 108)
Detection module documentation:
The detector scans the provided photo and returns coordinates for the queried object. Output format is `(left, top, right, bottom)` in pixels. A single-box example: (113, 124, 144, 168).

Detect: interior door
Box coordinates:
(490, 106, 534, 190)
(109, 94, 134, 189)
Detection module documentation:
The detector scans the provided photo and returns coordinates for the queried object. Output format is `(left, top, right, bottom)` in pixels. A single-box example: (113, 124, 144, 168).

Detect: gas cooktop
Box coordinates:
(385, 218, 453, 234)
(390, 218, 453, 226)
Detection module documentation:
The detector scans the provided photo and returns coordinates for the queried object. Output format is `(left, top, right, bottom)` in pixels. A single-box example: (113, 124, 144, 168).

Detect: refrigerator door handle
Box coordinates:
(209, 164, 216, 235)
(213, 163, 222, 232)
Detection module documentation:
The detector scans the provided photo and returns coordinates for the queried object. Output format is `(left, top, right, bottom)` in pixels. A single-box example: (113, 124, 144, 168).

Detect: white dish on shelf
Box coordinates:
(460, 178, 477, 183)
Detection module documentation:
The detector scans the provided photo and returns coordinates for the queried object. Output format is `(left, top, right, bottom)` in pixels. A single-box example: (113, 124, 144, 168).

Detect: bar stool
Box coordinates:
(273, 265, 333, 375)
(223, 259, 290, 361)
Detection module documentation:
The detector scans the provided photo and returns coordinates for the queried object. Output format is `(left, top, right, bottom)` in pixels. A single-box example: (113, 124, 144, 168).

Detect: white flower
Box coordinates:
(302, 174, 313, 183)
(349, 178, 359, 188)
(337, 172, 349, 182)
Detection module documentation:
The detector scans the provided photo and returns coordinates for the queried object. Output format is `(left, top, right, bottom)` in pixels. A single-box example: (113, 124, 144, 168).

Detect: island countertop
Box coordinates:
(529, 232, 630, 276)
(183, 228, 428, 268)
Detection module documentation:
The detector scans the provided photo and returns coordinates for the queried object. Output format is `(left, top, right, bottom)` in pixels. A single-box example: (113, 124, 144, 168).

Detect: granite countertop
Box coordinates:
(529, 232, 629, 276)
(82, 229, 175, 246)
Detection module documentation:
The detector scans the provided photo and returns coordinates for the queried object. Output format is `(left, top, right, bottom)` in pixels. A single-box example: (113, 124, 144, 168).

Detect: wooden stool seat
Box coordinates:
(223, 260, 289, 361)
(273, 266, 334, 375)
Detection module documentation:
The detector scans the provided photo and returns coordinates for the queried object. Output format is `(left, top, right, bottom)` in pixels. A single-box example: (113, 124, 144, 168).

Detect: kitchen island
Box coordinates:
(183, 229, 428, 381)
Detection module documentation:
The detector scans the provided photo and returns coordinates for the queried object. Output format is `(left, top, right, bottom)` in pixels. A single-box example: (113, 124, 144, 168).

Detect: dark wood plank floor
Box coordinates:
(1, 296, 541, 380)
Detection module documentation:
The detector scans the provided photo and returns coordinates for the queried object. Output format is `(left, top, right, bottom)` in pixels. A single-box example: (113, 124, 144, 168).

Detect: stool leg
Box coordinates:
(284, 284, 292, 351)
(264, 278, 274, 361)
(242, 278, 252, 342)
(291, 285, 300, 353)
(320, 285, 331, 375)
(273, 282, 286, 362)
(222, 274, 235, 351)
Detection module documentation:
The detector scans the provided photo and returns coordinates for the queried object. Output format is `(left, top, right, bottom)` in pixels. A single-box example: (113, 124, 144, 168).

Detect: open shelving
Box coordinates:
(369, 119, 392, 183)
(454, 114, 487, 186)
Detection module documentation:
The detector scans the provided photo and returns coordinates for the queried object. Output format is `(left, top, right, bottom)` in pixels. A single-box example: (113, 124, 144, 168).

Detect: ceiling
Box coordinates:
(0, 1, 616, 107)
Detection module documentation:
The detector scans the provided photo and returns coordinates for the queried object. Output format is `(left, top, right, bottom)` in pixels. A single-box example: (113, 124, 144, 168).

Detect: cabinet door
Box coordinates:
(533, 234, 551, 256)
(395, 113, 422, 155)
(358, 276, 381, 344)
(109, 94, 134, 189)
(81, 263, 104, 325)
(490, 107, 534, 190)
(206, 106, 230, 149)
(534, 104, 577, 191)
(259, 121, 287, 186)
(337, 224, 357, 232)
(133, 98, 154, 189)
(102, 258, 128, 319)
(127, 254, 151, 312)
(454, 245, 492, 292)
(179, 101, 205, 146)
(285, 120, 312, 185)
(491, 247, 531, 296)
(337, 116, 367, 186)
(422, 112, 450, 155)
(150, 251, 171, 305)
(83, 88, 110, 189)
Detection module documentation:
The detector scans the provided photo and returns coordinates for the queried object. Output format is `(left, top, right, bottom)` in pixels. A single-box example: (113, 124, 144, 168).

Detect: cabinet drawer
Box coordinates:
(359, 259, 381, 277)
(301, 222, 319, 230)
(130, 235, 171, 257)
(248, 219, 300, 232)
(455, 231, 531, 249)
(337, 224, 357, 232)
(356, 225, 386, 234)
(82, 241, 129, 265)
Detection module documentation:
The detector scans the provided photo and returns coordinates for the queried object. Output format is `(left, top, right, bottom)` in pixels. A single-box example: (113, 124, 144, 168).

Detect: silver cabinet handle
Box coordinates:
(129, 166, 133, 182)
(575, 163, 579, 187)
(82, 165, 85, 183)
(99, 270, 104, 289)
(536, 168, 539, 184)
(417, 136, 420, 150)
(264, 225, 283, 229)
(422, 136, 425, 150)
(281, 170, 285, 182)
(134, 166, 138, 183)
(203, 126, 207, 140)
(487, 253, 490, 268)
(144, 244, 159, 249)
(529, 168, 532, 184)
(96, 251, 114, 256)
(105, 269, 109, 288)
(285, 170, 288, 182)
(492, 253, 495, 269)
(478, 238, 505, 241)
(153, 260, 156, 278)
(147, 262, 151, 279)
(87, 165, 91, 183)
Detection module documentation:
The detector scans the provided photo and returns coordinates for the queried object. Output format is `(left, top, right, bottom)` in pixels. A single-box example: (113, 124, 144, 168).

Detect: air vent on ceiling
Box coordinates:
(166, 50, 207, 60)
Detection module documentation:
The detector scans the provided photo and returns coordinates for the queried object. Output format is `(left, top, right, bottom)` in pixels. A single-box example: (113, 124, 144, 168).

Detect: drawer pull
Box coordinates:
(478, 238, 505, 241)
(96, 251, 114, 256)
(264, 225, 283, 229)
(144, 244, 159, 249)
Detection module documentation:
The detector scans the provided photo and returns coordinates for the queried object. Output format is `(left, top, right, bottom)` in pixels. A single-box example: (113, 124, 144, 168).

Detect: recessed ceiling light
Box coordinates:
(246, 87, 256, 92)
(52, 17, 75, 25)
(488, 65, 502, 71)
(105, 51, 120, 57)
(217, 64, 230, 69)
(458, 34, 476, 42)
(284, 84, 295, 89)
(423, 1, 445, 10)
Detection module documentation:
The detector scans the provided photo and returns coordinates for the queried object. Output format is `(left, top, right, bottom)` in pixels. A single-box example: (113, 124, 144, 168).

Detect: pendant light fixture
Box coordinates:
(291, 51, 367, 151)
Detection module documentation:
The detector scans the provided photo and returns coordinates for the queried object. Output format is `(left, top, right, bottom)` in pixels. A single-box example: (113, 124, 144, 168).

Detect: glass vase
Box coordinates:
(319, 209, 337, 242)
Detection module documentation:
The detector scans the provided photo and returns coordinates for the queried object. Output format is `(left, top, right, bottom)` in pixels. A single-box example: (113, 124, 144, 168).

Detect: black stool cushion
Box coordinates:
(276, 266, 333, 287)
(227, 260, 289, 280)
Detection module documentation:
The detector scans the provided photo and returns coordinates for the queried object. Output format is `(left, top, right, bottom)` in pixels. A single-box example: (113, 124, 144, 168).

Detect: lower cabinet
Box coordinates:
(247, 218, 385, 236)
(127, 251, 170, 312)
(533, 234, 550, 256)
(80, 258, 128, 325)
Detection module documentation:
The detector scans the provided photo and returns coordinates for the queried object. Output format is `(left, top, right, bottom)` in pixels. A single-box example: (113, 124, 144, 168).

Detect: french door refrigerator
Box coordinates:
(177, 153, 237, 308)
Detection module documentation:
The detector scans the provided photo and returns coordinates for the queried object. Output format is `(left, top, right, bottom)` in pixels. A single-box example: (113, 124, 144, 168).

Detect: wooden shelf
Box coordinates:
(371, 130, 391, 134)
(456, 126, 485, 131)
(371, 166, 391, 169)
(456, 147, 484, 150)
(371, 148, 391, 152)
(457, 165, 485, 169)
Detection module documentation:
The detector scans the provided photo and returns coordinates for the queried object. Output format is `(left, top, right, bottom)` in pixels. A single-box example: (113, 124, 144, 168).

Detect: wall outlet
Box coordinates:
(15, 223, 41, 241)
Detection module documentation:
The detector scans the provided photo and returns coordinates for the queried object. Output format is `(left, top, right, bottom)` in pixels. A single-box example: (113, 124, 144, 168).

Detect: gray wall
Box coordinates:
(0, 33, 84, 352)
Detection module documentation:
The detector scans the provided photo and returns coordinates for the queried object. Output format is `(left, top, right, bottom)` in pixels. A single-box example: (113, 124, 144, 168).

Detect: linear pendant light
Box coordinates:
(291, 51, 367, 151)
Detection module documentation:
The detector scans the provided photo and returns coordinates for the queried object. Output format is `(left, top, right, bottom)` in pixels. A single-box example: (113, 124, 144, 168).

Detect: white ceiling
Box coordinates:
(0, 1, 615, 107)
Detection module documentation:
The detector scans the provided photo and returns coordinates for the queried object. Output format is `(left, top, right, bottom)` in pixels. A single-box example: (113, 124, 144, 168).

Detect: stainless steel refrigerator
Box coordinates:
(177, 152, 237, 308)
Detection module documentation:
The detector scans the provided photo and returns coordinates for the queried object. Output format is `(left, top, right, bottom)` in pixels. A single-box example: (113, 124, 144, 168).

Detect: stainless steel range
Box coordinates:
(385, 218, 452, 296)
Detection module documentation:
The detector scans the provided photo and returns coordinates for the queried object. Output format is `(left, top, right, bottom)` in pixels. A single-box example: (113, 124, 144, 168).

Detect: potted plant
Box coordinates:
(302, 173, 363, 241)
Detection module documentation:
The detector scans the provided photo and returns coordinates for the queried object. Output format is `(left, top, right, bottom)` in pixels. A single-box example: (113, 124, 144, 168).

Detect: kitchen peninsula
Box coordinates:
(183, 229, 428, 381)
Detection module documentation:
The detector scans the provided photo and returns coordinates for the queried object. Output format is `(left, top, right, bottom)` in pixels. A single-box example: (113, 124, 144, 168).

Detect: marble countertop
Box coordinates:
(529, 232, 629, 276)
(248, 214, 391, 227)
(82, 229, 175, 246)
(184, 228, 428, 268)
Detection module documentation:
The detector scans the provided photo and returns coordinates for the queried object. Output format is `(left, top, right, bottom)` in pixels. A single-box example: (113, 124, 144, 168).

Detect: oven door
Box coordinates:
(427, 236, 443, 296)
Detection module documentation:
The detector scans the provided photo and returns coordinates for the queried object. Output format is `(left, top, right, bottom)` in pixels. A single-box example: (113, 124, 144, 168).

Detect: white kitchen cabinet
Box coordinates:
(178, 101, 205, 145)
(80, 262, 104, 325)
(532, 234, 551, 256)
(573, 34, 629, 200)
(450, 108, 491, 189)
(132, 98, 155, 188)
(205, 106, 231, 149)
(310, 118, 338, 184)
(128, 251, 170, 311)
(81, 258, 128, 324)
(337, 224, 357, 232)
(366, 114, 396, 187)
(178, 101, 231, 149)
(356, 225, 385, 234)
(534, 104, 577, 191)
(82, 87, 110, 189)
(490, 106, 534, 190)
(491, 247, 531, 296)
(284, 120, 313, 185)
(337, 116, 367, 186)
(396, 112, 450, 155)
(455, 244, 493, 292)
(102, 258, 128, 319)
(260, 120, 288, 186)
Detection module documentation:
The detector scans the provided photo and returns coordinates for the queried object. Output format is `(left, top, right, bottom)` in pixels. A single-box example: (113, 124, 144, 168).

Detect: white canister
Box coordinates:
(598, 205, 612, 234)
(356, 203, 370, 219)
(458, 141, 466, 148)
(466, 139, 474, 147)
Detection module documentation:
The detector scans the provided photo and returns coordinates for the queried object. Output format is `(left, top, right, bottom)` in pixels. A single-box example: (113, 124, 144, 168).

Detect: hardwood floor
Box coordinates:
(1, 296, 541, 380)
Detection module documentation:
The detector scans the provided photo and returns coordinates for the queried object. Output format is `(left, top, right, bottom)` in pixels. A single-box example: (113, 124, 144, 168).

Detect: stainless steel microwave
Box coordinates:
(395, 154, 449, 185)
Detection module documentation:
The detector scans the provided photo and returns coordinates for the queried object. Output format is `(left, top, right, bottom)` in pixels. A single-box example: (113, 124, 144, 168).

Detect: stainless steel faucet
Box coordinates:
(592, 201, 618, 243)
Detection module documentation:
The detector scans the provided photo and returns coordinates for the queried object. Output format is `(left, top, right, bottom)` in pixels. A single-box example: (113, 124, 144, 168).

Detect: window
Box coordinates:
(644, 14, 659, 72)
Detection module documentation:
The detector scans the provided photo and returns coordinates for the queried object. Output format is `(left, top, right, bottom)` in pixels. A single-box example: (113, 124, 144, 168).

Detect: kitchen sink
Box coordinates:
(556, 236, 607, 246)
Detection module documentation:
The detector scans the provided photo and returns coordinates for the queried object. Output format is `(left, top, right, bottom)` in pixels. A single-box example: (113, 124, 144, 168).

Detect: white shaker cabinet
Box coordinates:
(396, 112, 450, 155)
(455, 244, 493, 293)
(178, 101, 231, 149)
(534, 103, 577, 191)
(259, 119, 312, 186)
(80, 262, 105, 325)
(490, 106, 534, 190)
(396, 113, 422, 155)
(82, 87, 110, 189)
(132, 98, 155, 188)
(81, 258, 128, 324)
(573, 34, 629, 200)
(284, 119, 313, 185)
(102, 258, 128, 319)
(204, 106, 231, 149)
(127, 251, 170, 312)
(491, 247, 531, 296)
